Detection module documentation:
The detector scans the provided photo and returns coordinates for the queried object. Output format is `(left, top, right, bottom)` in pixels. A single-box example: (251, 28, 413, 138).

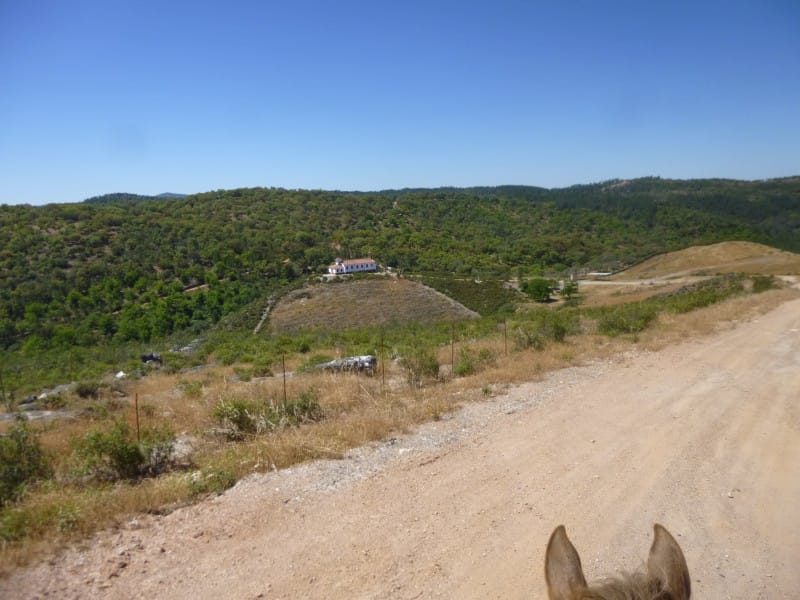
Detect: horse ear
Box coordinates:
(647, 524, 691, 600)
(545, 525, 587, 600)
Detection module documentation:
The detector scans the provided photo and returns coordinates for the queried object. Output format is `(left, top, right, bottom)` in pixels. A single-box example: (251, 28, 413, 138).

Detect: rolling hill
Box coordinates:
(268, 278, 479, 334)
(614, 241, 800, 279)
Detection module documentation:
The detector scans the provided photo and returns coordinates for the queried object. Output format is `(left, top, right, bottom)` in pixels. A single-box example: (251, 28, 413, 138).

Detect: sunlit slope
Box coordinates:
(615, 242, 800, 279)
(268, 278, 479, 334)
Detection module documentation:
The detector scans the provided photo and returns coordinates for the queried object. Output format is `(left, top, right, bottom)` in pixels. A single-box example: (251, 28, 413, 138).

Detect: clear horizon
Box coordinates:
(2, 1, 799, 205)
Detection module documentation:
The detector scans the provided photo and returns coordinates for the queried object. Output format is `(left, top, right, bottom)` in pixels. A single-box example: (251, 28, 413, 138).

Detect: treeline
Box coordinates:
(82, 192, 186, 205)
(1, 177, 799, 353)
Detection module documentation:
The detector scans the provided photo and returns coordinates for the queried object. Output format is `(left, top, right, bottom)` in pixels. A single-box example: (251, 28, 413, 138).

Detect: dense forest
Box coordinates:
(1, 177, 799, 357)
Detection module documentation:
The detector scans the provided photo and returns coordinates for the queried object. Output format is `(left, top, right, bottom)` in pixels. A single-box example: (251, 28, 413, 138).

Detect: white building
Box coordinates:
(328, 257, 377, 275)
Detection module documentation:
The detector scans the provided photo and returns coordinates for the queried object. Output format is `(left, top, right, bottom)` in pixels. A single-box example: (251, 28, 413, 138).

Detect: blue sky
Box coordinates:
(1, 1, 798, 204)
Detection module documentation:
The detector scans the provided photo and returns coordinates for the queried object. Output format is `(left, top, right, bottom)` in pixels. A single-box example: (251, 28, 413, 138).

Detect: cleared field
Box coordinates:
(616, 241, 800, 279)
(268, 277, 479, 333)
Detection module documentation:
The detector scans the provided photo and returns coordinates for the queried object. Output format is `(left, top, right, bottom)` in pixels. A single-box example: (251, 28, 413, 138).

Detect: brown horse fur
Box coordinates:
(545, 524, 691, 600)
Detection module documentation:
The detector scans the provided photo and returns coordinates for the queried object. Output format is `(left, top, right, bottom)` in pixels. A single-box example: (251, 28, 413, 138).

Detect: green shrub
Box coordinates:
(453, 348, 476, 377)
(522, 278, 556, 303)
(0, 418, 52, 506)
(597, 303, 658, 336)
(141, 425, 178, 476)
(538, 312, 572, 342)
(75, 381, 100, 399)
(512, 309, 580, 349)
(160, 351, 205, 374)
(751, 275, 778, 293)
(399, 347, 440, 387)
(513, 323, 545, 350)
(233, 366, 253, 382)
(71, 420, 175, 481)
(252, 361, 274, 378)
(188, 467, 237, 497)
(453, 347, 495, 377)
(0, 506, 29, 540)
(178, 380, 204, 398)
(213, 398, 260, 437)
(477, 347, 495, 364)
(213, 390, 324, 439)
(283, 390, 324, 426)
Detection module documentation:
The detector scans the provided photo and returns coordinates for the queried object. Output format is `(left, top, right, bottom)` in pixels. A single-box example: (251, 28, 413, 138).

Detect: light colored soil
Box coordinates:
(4, 294, 799, 599)
(616, 241, 800, 279)
(269, 278, 479, 334)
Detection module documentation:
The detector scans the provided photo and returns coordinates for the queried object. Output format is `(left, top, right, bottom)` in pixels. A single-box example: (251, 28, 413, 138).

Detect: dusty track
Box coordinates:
(5, 297, 799, 599)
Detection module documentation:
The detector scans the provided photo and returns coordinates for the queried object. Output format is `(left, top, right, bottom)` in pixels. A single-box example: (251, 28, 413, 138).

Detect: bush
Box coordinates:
(0, 418, 52, 506)
(453, 348, 476, 377)
(71, 420, 175, 481)
(252, 361, 274, 378)
(283, 390, 324, 425)
(513, 323, 545, 350)
(213, 390, 324, 439)
(188, 467, 237, 497)
(512, 309, 580, 349)
(213, 398, 260, 437)
(522, 278, 556, 303)
(233, 366, 253, 382)
(751, 275, 778, 293)
(453, 347, 495, 377)
(399, 347, 440, 387)
(178, 380, 204, 398)
(597, 303, 658, 336)
(75, 381, 100, 399)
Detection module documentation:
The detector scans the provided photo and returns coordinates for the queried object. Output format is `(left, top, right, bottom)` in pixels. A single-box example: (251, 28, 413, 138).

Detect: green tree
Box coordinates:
(523, 278, 555, 303)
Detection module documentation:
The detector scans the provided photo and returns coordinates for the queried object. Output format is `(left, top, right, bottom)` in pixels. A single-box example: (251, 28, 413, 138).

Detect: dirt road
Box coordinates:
(5, 297, 799, 599)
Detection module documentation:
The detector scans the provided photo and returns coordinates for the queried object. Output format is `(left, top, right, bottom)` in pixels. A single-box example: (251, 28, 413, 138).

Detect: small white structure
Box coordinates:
(328, 257, 377, 275)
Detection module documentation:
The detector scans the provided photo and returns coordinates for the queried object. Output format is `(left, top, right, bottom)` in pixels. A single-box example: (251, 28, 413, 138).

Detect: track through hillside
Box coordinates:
(4, 297, 799, 599)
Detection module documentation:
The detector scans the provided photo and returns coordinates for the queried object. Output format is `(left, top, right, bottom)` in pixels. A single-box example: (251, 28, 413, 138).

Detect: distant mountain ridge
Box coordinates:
(82, 192, 186, 204)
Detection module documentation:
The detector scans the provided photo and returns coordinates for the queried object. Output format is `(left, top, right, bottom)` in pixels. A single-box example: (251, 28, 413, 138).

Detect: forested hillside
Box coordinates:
(1, 177, 799, 356)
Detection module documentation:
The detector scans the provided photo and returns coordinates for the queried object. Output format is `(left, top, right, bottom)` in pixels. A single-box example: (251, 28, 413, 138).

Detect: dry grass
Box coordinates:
(578, 281, 687, 307)
(638, 286, 800, 351)
(268, 277, 478, 334)
(616, 241, 800, 279)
